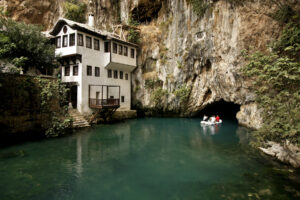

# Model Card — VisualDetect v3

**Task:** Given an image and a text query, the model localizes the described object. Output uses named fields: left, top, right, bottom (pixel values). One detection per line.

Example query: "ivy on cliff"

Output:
left=241, top=13, right=300, bottom=146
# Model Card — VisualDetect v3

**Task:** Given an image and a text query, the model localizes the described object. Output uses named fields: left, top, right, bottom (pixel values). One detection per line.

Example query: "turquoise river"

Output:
left=0, top=118, right=300, bottom=200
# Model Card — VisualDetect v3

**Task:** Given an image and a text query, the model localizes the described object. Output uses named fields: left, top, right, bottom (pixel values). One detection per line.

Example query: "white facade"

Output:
left=49, top=19, right=137, bottom=114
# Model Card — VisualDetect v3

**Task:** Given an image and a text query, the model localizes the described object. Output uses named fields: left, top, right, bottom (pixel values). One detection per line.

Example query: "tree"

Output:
left=0, top=13, right=57, bottom=74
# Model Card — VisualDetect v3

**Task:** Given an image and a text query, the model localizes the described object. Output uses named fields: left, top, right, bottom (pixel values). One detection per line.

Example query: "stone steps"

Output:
left=69, top=109, right=91, bottom=128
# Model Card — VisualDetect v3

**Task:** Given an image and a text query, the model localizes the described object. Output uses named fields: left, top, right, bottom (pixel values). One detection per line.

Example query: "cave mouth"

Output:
left=196, top=100, right=241, bottom=121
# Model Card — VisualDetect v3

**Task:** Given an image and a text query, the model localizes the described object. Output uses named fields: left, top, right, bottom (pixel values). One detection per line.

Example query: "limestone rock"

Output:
left=260, top=141, right=300, bottom=168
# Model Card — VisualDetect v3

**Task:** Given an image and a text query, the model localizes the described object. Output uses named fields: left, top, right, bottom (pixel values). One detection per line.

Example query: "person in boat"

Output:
left=210, top=115, right=216, bottom=123
left=216, top=115, right=220, bottom=122
left=203, top=115, right=208, bottom=121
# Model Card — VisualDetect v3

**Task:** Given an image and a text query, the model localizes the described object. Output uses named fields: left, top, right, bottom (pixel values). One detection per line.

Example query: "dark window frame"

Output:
left=131, top=48, right=135, bottom=58
left=113, top=43, right=118, bottom=54
left=124, top=46, right=128, bottom=56
left=120, top=71, right=123, bottom=79
left=56, top=36, right=61, bottom=48
left=95, top=67, right=100, bottom=77
left=86, top=36, right=92, bottom=49
left=62, top=35, right=68, bottom=47
left=94, top=38, right=100, bottom=51
left=65, top=66, right=70, bottom=76
left=108, top=69, right=112, bottom=78
left=69, top=33, right=75, bottom=46
left=125, top=73, right=129, bottom=80
left=119, top=45, right=123, bottom=55
left=73, top=65, right=78, bottom=76
left=78, top=34, right=84, bottom=46
left=87, top=65, right=92, bottom=76
left=114, top=70, right=118, bottom=79
left=104, top=41, right=110, bottom=52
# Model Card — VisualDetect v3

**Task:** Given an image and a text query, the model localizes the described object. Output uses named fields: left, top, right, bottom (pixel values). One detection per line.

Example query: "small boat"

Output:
left=200, top=120, right=222, bottom=125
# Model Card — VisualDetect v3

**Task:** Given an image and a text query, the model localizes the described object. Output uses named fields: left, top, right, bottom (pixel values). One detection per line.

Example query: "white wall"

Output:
left=56, top=26, right=135, bottom=114
left=111, top=41, right=137, bottom=67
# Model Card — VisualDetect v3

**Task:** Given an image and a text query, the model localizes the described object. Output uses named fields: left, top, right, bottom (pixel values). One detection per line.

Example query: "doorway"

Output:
left=70, top=85, right=78, bottom=109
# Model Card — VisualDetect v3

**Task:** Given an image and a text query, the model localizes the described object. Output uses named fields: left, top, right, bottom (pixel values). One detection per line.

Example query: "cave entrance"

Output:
left=197, top=100, right=240, bottom=121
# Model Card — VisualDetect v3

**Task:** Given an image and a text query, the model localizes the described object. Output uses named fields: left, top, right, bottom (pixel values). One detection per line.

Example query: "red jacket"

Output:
left=216, top=116, right=220, bottom=122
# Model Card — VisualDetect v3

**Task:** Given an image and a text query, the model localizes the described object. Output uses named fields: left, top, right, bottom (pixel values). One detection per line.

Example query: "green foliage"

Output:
left=189, top=0, right=210, bottom=18
left=272, top=21, right=300, bottom=56
left=0, top=17, right=57, bottom=74
left=151, top=87, right=168, bottom=106
left=63, top=0, right=87, bottom=23
left=241, top=36, right=300, bottom=145
left=35, top=77, right=72, bottom=137
left=174, top=85, right=191, bottom=103
left=271, top=4, right=295, bottom=24
left=127, top=17, right=140, bottom=44
left=128, top=28, right=140, bottom=44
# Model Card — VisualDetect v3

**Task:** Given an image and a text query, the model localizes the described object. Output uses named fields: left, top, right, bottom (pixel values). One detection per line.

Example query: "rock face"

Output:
left=1, top=0, right=63, bottom=30
left=260, top=141, right=300, bottom=168
left=1, top=0, right=285, bottom=129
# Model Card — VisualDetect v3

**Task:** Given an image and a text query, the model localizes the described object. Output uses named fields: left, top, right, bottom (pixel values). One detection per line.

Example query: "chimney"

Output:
left=88, top=0, right=94, bottom=27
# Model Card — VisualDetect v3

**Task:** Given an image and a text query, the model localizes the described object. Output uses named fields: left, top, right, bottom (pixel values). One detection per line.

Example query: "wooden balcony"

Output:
left=89, top=98, right=120, bottom=109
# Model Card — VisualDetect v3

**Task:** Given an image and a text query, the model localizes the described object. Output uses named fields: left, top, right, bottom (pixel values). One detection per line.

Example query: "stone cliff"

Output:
left=1, top=0, right=290, bottom=129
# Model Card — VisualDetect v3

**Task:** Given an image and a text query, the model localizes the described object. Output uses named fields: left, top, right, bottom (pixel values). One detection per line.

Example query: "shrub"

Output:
left=128, top=28, right=140, bottom=44
left=63, top=0, right=87, bottom=23
left=35, top=77, right=72, bottom=137
left=174, top=85, right=191, bottom=103
left=151, top=87, right=168, bottom=106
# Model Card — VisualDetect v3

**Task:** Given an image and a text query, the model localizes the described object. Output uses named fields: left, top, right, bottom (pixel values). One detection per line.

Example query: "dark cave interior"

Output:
left=196, top=100, right=241, bottom=121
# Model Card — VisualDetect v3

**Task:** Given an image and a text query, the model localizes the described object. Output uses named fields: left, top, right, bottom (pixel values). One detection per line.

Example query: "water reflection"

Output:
left=1, top=118, right=300, bottom=200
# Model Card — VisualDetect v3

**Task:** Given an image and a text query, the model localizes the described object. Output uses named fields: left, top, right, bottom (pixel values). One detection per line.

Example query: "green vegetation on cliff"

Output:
left=0, top=11, right=56, bottom=74
left=63, top=0, right=87, bottom=23
left=242, top=9, right=300, bottom=145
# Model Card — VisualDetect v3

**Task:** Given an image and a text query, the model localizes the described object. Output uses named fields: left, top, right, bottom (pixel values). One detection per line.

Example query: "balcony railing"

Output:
left=89, top=98, right=120, bottom=109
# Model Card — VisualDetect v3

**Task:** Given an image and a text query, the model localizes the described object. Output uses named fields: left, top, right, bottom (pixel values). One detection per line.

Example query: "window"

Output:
left=108, top=69, right=112, bottom=78
left=114, top=70, right=118, bottom=79
left=105, top=42, right=110, bottom=52
left=110, top=96, right=114, bottom=99
left=94, top=39, right=100, bottom=50
left=131, top=48, right=135, bottom=58
left=73, top=65, right=78, bottom=76
left=63, top=35, right=68, bottom=47
left=125, top=73, right=129, bottom=80
left=95, top=67, right=100, bottom=77
left=121, top=96, right=125, bottom=103
left=119, top=45, right=123, bottom=55
left=113, top=43, right=117, bottom=53
left=56, top=36, right=61, bottom=48
left=69, top=33, right=75, bottom=46
left=124, top=46, right=128, bottom=56
left=78, top=34, right=84, bottom=46
left=86, top=36, right=92, bottom=48
left=120, top=71, right=123, bottom=79
left=65, top=66, right=70, bottom=76
left=87, top=65, right=92, bottom=76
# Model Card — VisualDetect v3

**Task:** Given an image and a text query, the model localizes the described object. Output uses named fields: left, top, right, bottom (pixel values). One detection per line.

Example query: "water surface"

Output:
left=0, top=118, right=299, bottom=200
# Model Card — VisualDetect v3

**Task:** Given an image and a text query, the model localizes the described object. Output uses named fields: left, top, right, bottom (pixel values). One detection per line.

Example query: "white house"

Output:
left=46, top=16, right=137, bottom=114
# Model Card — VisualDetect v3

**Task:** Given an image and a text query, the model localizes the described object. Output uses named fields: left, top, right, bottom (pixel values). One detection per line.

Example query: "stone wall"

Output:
left=0, top=74, right=62, bottom=144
